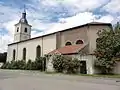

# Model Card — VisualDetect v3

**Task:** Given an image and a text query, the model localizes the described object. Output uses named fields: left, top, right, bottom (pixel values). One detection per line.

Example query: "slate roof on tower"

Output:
left=14, top=10, right=31, bottom=26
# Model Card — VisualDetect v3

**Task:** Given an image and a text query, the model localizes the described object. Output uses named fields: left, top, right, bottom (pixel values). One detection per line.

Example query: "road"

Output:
left=0, top=70, right=120, bottom=90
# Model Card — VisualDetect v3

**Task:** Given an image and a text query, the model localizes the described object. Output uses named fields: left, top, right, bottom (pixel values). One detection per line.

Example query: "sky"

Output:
left=0, top=0, right=120, bottom=52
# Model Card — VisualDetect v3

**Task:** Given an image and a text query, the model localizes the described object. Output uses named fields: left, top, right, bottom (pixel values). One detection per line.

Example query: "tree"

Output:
left=0, top=52, right=7, bottom=63
left=94, top=22, right=120, bottom=74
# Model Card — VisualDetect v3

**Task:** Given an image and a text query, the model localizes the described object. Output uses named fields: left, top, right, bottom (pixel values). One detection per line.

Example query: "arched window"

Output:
left=65, top=42, right=72, bottom=46
left=76, top=40, right=84, bottom=44
left=23, top=48, right=26, bottom=60
left=17, top=27, right=19, bottom=32
left=13, top=49, right=16, bottom=60
left=24, top=28, right=27, bottom=32
left=36, top=45, right=41, bottom=58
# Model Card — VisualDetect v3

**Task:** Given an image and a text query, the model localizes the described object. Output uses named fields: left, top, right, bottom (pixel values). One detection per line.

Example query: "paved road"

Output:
left=0, top=70, right=120, bottom=90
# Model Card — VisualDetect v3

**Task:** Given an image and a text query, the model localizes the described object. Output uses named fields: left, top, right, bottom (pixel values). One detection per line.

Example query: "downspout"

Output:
left=16, top=43, right=18, bottom=61
left=87, top=24, right=90, bottom=54
left=42, top=37, right=43, bottom=56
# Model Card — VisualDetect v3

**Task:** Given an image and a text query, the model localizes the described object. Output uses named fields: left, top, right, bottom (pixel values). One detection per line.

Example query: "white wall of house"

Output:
left=74, top=55, right=95, bottom=74
left=46, top=54, right=96, bottom=74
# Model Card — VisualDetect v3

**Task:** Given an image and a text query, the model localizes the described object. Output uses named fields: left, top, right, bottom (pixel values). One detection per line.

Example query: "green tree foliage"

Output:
left=94, top=22, right=120, bottom=74
left=52, top=55, right=80, bottom=74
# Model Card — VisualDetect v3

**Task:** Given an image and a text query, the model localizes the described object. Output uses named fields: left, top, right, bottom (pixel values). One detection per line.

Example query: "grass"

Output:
left=77, top=74, right=120, bottom=78
left=45, top=72, right=120, bottom=78
left=1, top=69, right=120, bottom=78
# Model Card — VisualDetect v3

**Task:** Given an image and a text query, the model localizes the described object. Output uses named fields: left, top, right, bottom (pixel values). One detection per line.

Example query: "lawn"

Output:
left=45, top=72, right=120, bottom=78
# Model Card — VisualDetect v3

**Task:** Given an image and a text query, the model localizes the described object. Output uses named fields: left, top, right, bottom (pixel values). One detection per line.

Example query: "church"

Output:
left=6, top=11, right=120, bottom=74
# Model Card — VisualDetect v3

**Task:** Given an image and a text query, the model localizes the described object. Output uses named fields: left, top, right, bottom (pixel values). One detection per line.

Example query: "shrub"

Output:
left=1, top=57, right=46, bottom=71
left=17, top=60, right=26, bottom=70
left=52, top=55, right=65, bottom=72
left=35, top=57, right=46, bottom=71
left=62, top=56, right=80, bottom=74
left=34, top=57, right=43, bottom=70
left=1, top=62, right=10, bottom=69
left=25, top=59, right=32, bottom=70
left=52, top=55, right=80, bottom=74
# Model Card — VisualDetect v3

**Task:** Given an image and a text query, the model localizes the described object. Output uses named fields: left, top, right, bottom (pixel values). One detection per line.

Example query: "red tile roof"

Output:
left=48, top=44, right=86, bottom=55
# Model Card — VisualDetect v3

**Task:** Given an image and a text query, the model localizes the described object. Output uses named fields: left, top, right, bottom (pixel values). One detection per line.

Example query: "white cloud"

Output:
left=46, top=12, right=115, bottom=34
left=31, top=31, right=45, bottom=38
left=3, top=20, right=18, bottom=36
left=103, top=0, right=120, bottom=14
left=29, top=19, right=56, bottom=31
left=0, top=4, right=20, bottom=21
left=40, top=0, right=109, bottom=12
left=64, top=0, right=109, bottom=11
left=0, top=34, right=13, bottom=53
left=46, top=12, right=96, bottom=34
left=41, top=0, right=58, bottom=6
left=96, top=15, right=114, bottom=23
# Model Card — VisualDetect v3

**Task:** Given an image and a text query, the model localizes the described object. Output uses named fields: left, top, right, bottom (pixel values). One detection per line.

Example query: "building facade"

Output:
left=7, top=11, right=118, bottom=74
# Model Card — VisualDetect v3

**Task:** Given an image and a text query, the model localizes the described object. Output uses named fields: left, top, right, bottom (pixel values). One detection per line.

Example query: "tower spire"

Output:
left=19, top=5, right=28, bottom=24
left=23, top=4, right=26, bottom=13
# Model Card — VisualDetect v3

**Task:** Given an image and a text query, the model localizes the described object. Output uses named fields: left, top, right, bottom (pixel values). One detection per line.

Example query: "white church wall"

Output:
left=7, top=44, right=18, bottom=62
left=43, top=34, right=57, bottom=55
left=7, top=33, right=57, bottom=62
left=17, top=37, right=42, bottom=62
left=87, top=25, right=111, bottom=54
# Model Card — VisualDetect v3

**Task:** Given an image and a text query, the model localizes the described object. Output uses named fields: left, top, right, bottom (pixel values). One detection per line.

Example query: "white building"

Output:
left=7, top=11, right=120, bottom=74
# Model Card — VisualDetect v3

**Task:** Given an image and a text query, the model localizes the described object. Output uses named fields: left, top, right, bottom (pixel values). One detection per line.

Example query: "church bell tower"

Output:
left=14, top=8, right=32, bottom=42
